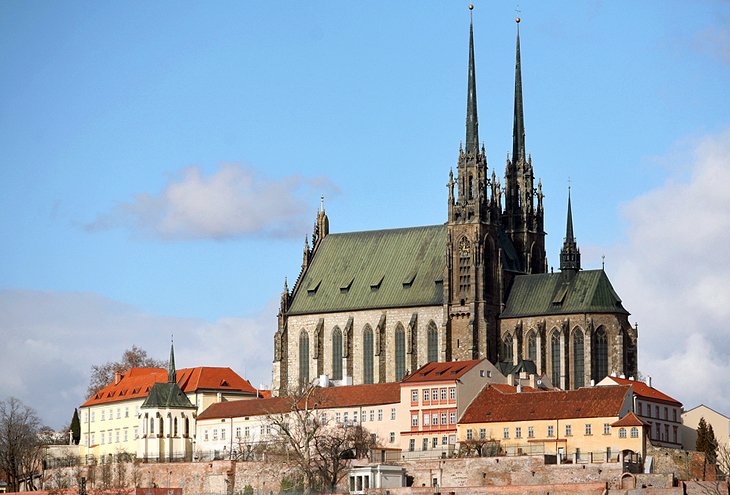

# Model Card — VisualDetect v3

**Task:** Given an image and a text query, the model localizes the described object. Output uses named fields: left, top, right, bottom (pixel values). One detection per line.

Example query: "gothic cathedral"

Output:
left=271, top=18, right=638, bottom=395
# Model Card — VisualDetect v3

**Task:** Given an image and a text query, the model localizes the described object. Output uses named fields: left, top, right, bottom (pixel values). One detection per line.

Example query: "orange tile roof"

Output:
left=81, top=367, right=256, bottom=407
left=401, top=360, right=484, bottom=383
left=611, top=412, right=648, bottom=427
left=605, top=376, right=682, bottom=406
left=460, top=384, right=632, bottom=424
left=197, top=383, right=401, bottom=421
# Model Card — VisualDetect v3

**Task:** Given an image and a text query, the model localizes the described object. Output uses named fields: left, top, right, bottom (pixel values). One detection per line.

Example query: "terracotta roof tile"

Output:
left=401, top=360, right=483, bottom=383
left=197, top=383, right=401, bottom=421
left=611, top=412, right=648, bottom=427
left=460, top=385, right=632, bottom=424
left=81, top=367, right=256, bottom=407
left=605, top=376, right=682, bottom=406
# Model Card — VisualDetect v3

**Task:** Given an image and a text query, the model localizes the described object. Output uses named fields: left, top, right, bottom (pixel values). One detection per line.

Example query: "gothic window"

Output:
left=427, top=321, right=438, bottom=363
left=395, top=324, right=406, bottom=381
left=332, top=327, right=343, bottom=380
left=551, top=331, right=561, bottom=388
left=502, top=334, right=513, bottom=363
left=527, top=331, right=537, bottom=362
left=363, top=325, right=374, bottom=384
left=458, top=237, right=471, bottom=295
left=299, top=331, right=310, bottom=386
left=595, top=327, right=608, bottom=381
left=573, top=328, right=585, bottom=388
left=468, top=175, right=474, bottom=200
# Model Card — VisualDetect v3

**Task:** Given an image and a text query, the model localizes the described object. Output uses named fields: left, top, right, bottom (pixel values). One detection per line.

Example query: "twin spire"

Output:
left=465, top=13, right=479, bottom=155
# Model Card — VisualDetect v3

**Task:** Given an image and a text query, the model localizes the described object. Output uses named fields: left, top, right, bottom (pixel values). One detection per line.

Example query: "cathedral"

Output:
left=272, top=16, right=638, bottom=395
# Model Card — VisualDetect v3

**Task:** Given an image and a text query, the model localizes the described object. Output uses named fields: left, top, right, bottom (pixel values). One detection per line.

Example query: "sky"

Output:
left=1, top=1, right=729, bottom=430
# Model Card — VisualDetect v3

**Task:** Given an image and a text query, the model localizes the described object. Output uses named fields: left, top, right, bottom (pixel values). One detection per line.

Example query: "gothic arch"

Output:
left=526, top=329, right=537, bottom=362
left=332, top=326, right=343, bottom=380
left=501, top=333, right=514, bottom=364
left=530, top=241, right=543, bottom=274
left=550, top=328, right=561, bottom=388
left=299, top=330, right=310, bottom=386
left=362, top=325, right=374, bottom=384
left=427, top=320, right=438, bottom=363
left=483, top=236, right=497, bottom=299
left=395, top=323, right=406, bottom=381
left=593, top=326, right=608, bottom=382
left=572, top=326, right=585, bottom=388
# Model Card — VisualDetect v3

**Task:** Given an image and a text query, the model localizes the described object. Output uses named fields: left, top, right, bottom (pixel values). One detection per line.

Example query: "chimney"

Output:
left=507, top=374, right=515, bottom=386
left=516, top=383, right=522, bottom=393
left=647, top=376, right=652, bottom=388
left=216, top=392, right=222, bottom=403
left=620, top=373, right=625, bottom=379
left=114, top=370, right=122, bottom=385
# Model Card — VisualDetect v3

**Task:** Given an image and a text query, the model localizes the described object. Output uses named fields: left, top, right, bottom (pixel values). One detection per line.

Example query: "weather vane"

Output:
left=516, top=2, right=521, bottom=23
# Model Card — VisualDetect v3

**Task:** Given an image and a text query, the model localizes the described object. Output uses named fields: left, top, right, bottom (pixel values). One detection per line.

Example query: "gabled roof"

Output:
left=501, top=269, right=629, bottom=318
left=611, top=412, right=647, bottom=427
left=460, top=384, right=632, bottom=424
left=197, top=383, right=401, bottom=421
left=81, top=367, right=256, bottom=407
left=141, top=382, right=195, bottom=410
left=288, top=226, right=447, bottom=314
left=401, top=360, right=483, bottom=383
left=603, top=376, right=682, bottom=406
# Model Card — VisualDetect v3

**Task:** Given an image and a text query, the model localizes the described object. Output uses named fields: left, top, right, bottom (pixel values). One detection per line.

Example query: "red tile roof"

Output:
left=81, top=367, right=256, bottom=407
left=460, top=384, right=632, bottom=424
left=604, top=376, right=682, bottom=406
left=401, top=360, right=484, bottom=383
left=611, top=412, right=648, bottom=427
left=197, top=383, right=401, bottom=421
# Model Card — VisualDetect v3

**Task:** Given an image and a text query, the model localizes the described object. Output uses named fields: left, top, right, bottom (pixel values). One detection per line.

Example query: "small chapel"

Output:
left=272, top=14, right=638, bottom=395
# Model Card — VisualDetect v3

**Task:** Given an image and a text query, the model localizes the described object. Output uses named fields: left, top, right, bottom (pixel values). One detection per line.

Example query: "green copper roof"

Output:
left=500, top=269, right=628, bottom=318
left=288, top=225, right=447, bottom=315
left=141, top=382, right=195, bottom=410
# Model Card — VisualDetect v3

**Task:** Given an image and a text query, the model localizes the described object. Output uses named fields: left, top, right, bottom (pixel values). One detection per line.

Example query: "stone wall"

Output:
left=648, top=445, right=715, bottom=481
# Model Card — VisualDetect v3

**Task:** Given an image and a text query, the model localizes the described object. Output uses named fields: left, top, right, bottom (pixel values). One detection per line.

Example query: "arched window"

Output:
left=502, top=334, right=513, bottom=363
left=332, top=327, right=343, bottom=380
left=149, top=417, right=155, bottom=435
left=427, top=321, right=438, bottom=363
left=458, top=237, right=471, bottom=295
left=395, top=324, right=406, bottom=381
left=173, top=417, right=178, bottom=437
left=595, top=327, right=608, bottom=381
left=363, top=325, right=374, bottom=384
left=573, top=329, right=585, bottom=388
left=184, top=417, right=189, bottom=437
left=299, top=331, right=310, bottom=386
left=527, top=331, right=537, bottom=362
left=551, top=331, right=561, bottom=388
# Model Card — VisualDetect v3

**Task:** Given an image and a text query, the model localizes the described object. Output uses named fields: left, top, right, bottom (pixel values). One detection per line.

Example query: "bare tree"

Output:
left=0, top=397, right=43, bottom=492
left=86, top=345, right=167, bottom=398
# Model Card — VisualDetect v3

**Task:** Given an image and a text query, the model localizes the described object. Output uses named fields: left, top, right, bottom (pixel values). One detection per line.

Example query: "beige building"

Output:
left=79, top=353, right=258, bottom=461
left=682, top=404, right=730, bottom=451
left=399, top=359, right=505, bottom=457
left=457, top=384, right=646, bottom=463
left=195, top=382, right=403, bottom=460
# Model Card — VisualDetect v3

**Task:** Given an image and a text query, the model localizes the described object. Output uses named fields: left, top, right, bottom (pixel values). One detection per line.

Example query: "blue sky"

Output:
left=1, top=1, right=730, bottom=429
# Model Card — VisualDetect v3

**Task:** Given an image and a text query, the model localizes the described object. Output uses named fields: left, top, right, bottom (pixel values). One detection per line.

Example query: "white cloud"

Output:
left=608, top=129, right=730, bottom=415
left=0, top=289, right=275, bottom=429
left=86, top=164, right=337, bottom=240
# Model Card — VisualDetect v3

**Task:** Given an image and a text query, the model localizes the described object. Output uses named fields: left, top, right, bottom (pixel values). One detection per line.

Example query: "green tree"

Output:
left=0, top=397, right=43, bottom=492
left=70, top=408, right=81, bottom=445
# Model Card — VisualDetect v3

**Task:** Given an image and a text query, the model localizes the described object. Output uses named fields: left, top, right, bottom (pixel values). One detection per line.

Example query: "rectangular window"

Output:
left=449, top=388, right=456, bottom=400
left=547, top=425, right=554, bottom=437
left=361, top=411, right=366, bottom=423
left=503, top=428, right=509, bottom=439
left=432, top=437, right=438, bottom=448
left=409, top=439, right=415, bottom=451
left=244, top=426, right=249, bottom=437
left=370, top=410, right=374, bottom=422
left=101, top=409, right=105, bottom=421
left=655, top=405, right=659, bottom=418
left=441, top=413, right=447, bottom=425
left=236, top=427, right=241, bottom=438
left=442, top=436, right=448, bottom=445
left=343, top=412, right=349, bottom=424
left=528, top=426, right=534, bottom=438
left=466, top=429, right=473, bottom=440
left=353, top=411, right=358, bottom=424
left=449, top=412, right=456, bottom=424
left=115, top=430, right=119, bottom=443
left=422, top=438, right=428, bottom=451
left=449, top=434, right=456, bottom=444
left=515, top=427, right=522, bottom=439
left=412, top=414, right=419, bottom=427
left=116, top=408, right=120, bottom=419
left=125, top=407, right=129, bottom=418
left=619, top=428, right=627, bottom=438
left=134, top=427, right=138, bottom=439
left=389, top=432, right=395, bottom=443
left=391, top=408, right=396, bottom=420
left=604, top=423, right=611, bottom=435
left=440, top=388, right=447, bottom=401
left=378, top=409, right=383, bottom=421
left=432, top=413, right=438, bottom=426
left=585, top=424, right=592, bottom=436
left=664, top=407, right=668, bottom=420
left=412, top=390, right=418, bottom=403
left=91, top=433, right=95, bottom=445
left=213, top=429, right=218, bottom=441
left=221, top=429, right=226, bottom=441
left=260, top=425, right=264, bottom=436
left=204, top=430, right=209, bottom=441
left=336, top=413, right=341, bottom=423
left=565, top=424, right=572, bottom=436
left=123, top=429, right=128, bottom=442
left=424, top=414, right=430, bottom=426
left=631, top=427, right=639, bottom=438
left=673, top=409, right=677, bottom=422
left=108, top=431, right=111, bottom=444
left=91, top=411, right=95, bottom=422
left=432, top=388, right=438, bottom=401
left=424, top=389, right=430, bottom=402
left=479, top=428, right=486, bottom=439
left=101, top=433, right=105, bottom=445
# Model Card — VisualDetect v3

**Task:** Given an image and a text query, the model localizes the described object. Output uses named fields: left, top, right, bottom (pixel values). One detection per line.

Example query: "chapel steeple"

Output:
left=168, top=339, right=176, bottom=383
left=559, top=188, right=581, bottom=272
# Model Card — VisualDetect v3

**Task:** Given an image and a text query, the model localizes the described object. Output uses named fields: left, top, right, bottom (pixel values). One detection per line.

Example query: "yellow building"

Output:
left=457, top=384, right=647, bottom=463
left=682, top=404, right=730, bottom=451
left=79, top=349, right=259, bottom=462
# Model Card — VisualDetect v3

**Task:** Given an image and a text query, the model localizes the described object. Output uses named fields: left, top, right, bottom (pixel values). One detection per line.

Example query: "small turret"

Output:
left=167, top=340, right=176, bottom=384
left=559, top=188, right=581, bottom=272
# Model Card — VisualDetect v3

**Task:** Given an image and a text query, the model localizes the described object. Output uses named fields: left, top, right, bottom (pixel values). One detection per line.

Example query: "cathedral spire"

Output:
left=465, top=5, right=479, bottom=155
left=560, top=187, right=581, bottom=272
left=168, top=338, right=176, bottom=384
left=512, top=18, right=525, bottom=165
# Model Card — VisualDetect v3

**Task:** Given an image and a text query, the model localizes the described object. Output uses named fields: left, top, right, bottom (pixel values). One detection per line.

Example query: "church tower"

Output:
left=502, top=19, right=546, bottom=275
left=559, top=188, right=581, bottom=272
left=445, top=9, right=502, bottom=363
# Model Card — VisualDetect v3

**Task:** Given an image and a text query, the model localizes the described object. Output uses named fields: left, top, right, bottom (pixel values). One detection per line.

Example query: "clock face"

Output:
left=459, top=237, right=470, bottom=256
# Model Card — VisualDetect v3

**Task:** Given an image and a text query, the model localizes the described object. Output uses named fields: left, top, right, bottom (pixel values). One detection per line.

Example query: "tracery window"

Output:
left=363, top=325, right=374, bottom=384
left=595, top=327, right=608, bottom=381
left=427, top=321, right=438, bottom=363
left=458, top=237, right=471, bottom=295
left=299, top=331, right=310, bottom=386
left=332, top=327, right=343, bottom=380
left=502, top=334, right=513, bottom=363
left=551, top=331, right=561, bottom=387
left=573, top=329, right=585, bottom=388
left=395, top=325, right=406, bottom=381
left=527, top=331, right=537, bottom=362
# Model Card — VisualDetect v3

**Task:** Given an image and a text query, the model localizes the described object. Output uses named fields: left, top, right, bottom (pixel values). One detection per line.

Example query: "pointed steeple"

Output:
left=560, top=187, right=581, bottom=272
left=512, top=18, right=525, bottom=165
left=465, top=7, right=479, bottom=155
left=168, top=339, right=176, bottom=384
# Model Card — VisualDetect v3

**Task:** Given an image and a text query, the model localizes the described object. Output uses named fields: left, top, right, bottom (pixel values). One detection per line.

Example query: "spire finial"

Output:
left=168, top=337, right=176, bottom=384
left=465, top=4, right=479, bottom=155
left=512, top=15, right=525, bottom=165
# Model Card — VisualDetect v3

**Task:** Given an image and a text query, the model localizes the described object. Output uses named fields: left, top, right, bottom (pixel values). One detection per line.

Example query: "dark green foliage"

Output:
left=71, top=408, right=81, bottom=445
left=696, top=417, right=718, bottom=465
